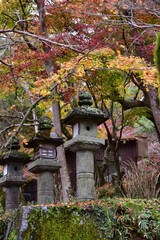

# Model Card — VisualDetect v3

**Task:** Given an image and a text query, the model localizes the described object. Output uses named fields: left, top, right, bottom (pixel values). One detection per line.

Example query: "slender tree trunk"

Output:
left=113, top=148, right=126, bottom=196
left=35, top=0, right=71, bottom=201
left=52, top=88, right=71, bottom=202
left=147, top=86, right=160, bottom=141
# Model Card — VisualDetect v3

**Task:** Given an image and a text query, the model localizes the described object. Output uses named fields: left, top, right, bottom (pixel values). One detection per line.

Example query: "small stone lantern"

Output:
left=0, top=138, right=30, bottom=212
left=25, top=116, right=63, bottom=204
left=63, top=92, right=109, bottom=200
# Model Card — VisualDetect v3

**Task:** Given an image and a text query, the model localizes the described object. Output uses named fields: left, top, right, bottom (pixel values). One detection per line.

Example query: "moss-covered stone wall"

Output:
left=4, top=199, right=160, bottom=240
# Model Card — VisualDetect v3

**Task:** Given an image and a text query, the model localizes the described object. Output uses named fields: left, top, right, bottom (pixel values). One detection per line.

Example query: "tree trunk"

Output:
left=52, top=88, right=71, bottom=202
left=147, top=86, right=160, bottom=141
left=36, top=0, right=71, bottom=202
left=113, top=149, right=126, bottom=196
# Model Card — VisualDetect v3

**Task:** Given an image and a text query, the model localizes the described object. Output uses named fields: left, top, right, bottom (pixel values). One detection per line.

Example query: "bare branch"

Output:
left=0, top=28, right=85, bottom=53
left=1, top=95, right=49, bottom=151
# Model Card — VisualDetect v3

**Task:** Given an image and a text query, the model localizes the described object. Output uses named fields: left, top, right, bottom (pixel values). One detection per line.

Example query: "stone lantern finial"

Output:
left=10, top=137, right=20, bottom=151
left=38, top=116, right=52, bottom=131
left=78, top=92, right=93, bottom=107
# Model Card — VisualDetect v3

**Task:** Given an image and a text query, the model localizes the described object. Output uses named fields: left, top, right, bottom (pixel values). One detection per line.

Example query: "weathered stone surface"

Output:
left=28, top=159, right=61, bottom=173
left=79, top=120, right=97, bottom=137
left=64, top=135, right=105, bottom=152
left=76, top=151, right=94, bottom=200
left=4, top=186, right=20, bottom=212
left=37, top=172, right=54, bottom=204
left=0, top=176, right=26, bottom=187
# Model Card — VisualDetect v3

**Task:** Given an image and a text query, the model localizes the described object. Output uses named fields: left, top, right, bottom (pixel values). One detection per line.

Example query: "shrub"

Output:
left=124, top=160, right=160, bottom=199
left=0, top=204, right=10, bottom=240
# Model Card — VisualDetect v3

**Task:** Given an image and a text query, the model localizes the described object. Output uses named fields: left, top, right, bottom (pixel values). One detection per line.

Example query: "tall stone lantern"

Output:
left=25, top=116, right=63, bottom=204
left=63, top=92, right=109, bottom=200
left=0, top=138, right=30, bottom=212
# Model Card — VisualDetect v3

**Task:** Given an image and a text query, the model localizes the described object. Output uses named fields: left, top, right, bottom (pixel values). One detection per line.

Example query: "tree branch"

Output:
left=0, top=92, right=52, bottom=151
left=0, top=28, right=84, bottom=53
left=117, top=99, right=148, bottom=110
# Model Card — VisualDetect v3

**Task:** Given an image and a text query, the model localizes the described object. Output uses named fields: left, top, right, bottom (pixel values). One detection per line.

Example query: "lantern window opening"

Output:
left=3, top=165, right=8, bottom=176
left=86, top=126, right=91, bottom=131
left=73, top=123, right=79, bottom=138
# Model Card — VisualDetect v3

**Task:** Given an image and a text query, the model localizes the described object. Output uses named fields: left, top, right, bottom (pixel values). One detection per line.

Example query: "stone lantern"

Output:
left=0, top=138, right=30, bottom=212
left=63, top=92, right=109, bottom=200
left=25, top=116, right=63, bottom=204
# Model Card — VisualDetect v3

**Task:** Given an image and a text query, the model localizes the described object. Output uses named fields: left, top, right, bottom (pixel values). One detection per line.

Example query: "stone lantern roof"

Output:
left=25, top=116, right=64, bottom=148
left=0, top=138, right=30, bottom=165
left=62, top=91, right=109, bottom=126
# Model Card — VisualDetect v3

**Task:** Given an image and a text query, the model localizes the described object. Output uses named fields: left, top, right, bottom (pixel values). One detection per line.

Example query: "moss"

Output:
left=79, top=106, right=104, bottom=114
left=8, top=230, right=17, bottom=240
left=6, top=199, right=160, bottom=240
left=22, top=207, right=100, bottom=240
left=38, top=116, right=52, bottom=131
left=0, top=187, right=5, bottom=211
left=154, top=32, right=160, bottom=76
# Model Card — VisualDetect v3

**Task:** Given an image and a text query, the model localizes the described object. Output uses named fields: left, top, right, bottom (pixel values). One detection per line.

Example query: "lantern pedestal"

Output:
left=4, top=186, right=20, bottom=212
left=77, top=150, right=94, bottom=200
left=0, top=176, right=26, bottom=212
left=64, top=136, right=105, bottom=200
left=28, top=159, right=61, bottom=204
left=38, top=172, right=54, bottom=204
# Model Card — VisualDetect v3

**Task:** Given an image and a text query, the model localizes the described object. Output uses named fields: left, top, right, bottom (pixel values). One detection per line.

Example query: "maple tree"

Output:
left=50, top=47, right=159, bottom=192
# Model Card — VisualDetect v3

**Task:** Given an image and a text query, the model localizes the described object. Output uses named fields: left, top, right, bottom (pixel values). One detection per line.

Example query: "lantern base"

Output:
left=28, top=158, right=61, bottom=173
left=0, top=176, right=26, bottom=187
